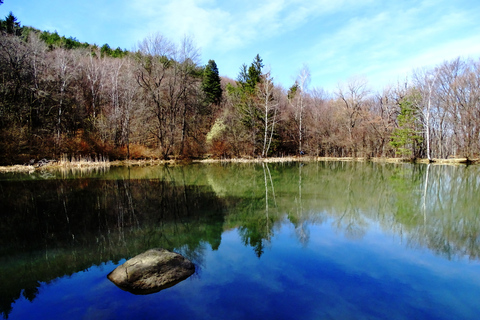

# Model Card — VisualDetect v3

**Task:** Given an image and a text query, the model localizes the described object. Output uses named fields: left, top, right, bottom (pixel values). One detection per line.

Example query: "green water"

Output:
left=0, top=162, right=479, bottom=319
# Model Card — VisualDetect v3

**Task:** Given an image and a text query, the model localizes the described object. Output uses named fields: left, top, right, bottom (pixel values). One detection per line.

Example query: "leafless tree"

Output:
left=336, top=76, right=370, bottom=156
left=135, top=33, right=175, bottom=158
left=51, top=48, right=78, bottom=143
left=296, top=65, right=310, bottom=155
left=258, top=71, right=278, bottom=157
left=287, top=65, right=311, bottom=155
left=414, top=67, right=440, bottom=161
left=83, top=48, right=105, bottom=119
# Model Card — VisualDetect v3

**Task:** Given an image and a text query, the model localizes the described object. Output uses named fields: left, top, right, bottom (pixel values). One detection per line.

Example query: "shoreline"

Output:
left=0, top=156, right=477, bottom=173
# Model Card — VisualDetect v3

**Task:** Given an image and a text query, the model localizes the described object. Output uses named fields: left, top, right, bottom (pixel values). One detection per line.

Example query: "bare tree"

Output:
left=51, top=49, right=78, bottom=143
left=369, top=87, right=398, bottom=157
left=135, top=33, right=203, bottom=159
left=336, top=76, right=370, bottom=156
left=450, top=59, right=480, bottom=158
left=305, top=87, right=328, bottom=156
left=287, top=65, right=311, bottom=155
left=258, top=71, right=278, bottom=157
left=0, top=34, right=32, bottom=126
left=297, top=66, right=310, bottom=155
left=84, top=48, right=105, bottom=119
left=414, top=67, right=439, bottom=161
left=135, top=33, right=175, bottom=158
left=434, top=59, right=462, bottom=158
left=170, top=35, right=201, bottom=157
left=27, top=33, right=47, bottom=100
left=118, top=57, right=141, bottom=158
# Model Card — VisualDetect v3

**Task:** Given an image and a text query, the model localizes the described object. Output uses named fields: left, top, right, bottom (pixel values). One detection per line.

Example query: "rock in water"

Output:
left=107, top=248, right=195, bottom=294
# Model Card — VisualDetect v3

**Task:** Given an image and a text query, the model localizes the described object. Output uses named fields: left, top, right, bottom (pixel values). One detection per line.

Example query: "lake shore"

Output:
left=0, top=156, right=477, bottom=173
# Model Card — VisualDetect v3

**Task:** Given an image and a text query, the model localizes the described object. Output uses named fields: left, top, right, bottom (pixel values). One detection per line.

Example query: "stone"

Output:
left=107, top=248, right=195, bottom=294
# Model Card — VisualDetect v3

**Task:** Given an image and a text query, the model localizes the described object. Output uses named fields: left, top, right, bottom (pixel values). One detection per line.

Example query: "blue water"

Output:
left=9, top=220, right=480, bottom=320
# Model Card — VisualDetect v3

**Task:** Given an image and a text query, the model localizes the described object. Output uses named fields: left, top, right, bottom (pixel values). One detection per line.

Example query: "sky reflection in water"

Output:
left=9, top=219, right=480, bottom=320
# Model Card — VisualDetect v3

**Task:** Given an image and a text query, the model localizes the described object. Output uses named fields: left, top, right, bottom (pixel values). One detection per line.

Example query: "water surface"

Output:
left=1, top=162, right=479, bottom=319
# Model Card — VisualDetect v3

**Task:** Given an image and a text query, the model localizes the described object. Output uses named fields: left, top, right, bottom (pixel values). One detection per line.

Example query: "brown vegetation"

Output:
left=1, top=20, right=480, bottom=165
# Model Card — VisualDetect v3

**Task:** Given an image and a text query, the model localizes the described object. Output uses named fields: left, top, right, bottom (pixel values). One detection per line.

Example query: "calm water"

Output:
left=0, top=162, right=479, bottom=319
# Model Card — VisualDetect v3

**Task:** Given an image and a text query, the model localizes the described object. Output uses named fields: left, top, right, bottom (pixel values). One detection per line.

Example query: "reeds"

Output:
left=58, top=154, right=110, bottom=168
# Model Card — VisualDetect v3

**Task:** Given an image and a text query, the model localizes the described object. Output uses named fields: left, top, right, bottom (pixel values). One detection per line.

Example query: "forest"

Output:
left=1, top=11, right=479, bottom=165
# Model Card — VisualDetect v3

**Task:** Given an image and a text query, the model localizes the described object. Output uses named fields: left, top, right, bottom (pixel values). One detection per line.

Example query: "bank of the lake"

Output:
left=0, top=156, right=477, bottom=174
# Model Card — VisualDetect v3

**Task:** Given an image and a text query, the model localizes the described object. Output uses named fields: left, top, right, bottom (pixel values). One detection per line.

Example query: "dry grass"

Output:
left=0, top=155, right=478, bottom=173
left=0, top=164, right=36, bottom=173
left=0, top=154, right=111, bottom=173
left=56, top=154, right=110, bottom=168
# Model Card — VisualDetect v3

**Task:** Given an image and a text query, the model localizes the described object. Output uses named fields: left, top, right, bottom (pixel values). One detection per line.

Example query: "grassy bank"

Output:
left=0, top=156, right=477, bottom=173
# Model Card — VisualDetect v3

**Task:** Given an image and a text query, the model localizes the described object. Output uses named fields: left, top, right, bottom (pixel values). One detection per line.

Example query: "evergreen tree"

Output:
left=1, top=12, right=22, bottom=36
left=390, top=93, right=423, bottom=158
left=201, top=59, right=222, bottom=105
left=247, top=54, right=263, bottom=88
left=237, top=64, right=249, bottom=86
left=288, top=81, right=299, bottom=100
left=236, top=54, right=263, bottom=94
left=227, top=54, right=266, bottom=155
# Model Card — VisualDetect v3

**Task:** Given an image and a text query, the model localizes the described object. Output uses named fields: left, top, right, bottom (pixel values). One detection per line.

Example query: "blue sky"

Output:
left=2, top=0, right=480, bottom=92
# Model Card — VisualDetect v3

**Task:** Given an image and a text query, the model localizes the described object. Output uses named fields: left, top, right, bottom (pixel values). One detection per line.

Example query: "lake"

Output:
left=0, top=161, right=479, bottom=319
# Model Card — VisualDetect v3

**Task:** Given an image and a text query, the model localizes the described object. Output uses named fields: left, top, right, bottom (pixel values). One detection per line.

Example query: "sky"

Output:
left=2, top=0, right=480, bottom=93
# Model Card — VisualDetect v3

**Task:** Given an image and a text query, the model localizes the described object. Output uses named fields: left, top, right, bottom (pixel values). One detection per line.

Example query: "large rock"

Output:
left=107, top=248, right=195, bottom=294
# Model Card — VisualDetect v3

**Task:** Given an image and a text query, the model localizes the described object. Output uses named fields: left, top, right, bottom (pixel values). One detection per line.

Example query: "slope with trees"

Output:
left=1, top=11, right=479, bottom=165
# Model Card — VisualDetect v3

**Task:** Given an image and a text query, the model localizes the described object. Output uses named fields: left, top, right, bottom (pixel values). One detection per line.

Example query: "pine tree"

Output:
left=236, top=54, right=263, bottom=94
left=390, top=93, right=423, bottom=158
left=201, top=60, right=222, bottom=105
left=246, top=54, right=263, bottom=90
left=1, top=12, right=21, bottom=36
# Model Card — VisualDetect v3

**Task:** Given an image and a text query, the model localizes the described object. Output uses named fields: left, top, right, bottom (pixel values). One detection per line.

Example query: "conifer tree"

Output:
left=1, top=12, right=21, bottom=36
left=390, top=93, right=423, bottom=158
left=236, top=54, right=263, bottom=94
left=201, top=59, right=222, bottom=105
left=246, top=54, right=263, bottom=90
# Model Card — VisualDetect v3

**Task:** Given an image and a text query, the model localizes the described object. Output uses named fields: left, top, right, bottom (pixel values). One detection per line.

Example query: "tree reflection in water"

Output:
left=0, top=175, right=228, bottom=318
left=0, top=162, right=479, bottom=318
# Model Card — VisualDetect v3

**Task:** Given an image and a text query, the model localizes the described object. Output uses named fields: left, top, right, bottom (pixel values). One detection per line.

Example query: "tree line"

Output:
left=203, top=54, right=480, bottom=161
left=1, top=12, right=479, bottom=165
left=0, top=12, right=222, bottom=164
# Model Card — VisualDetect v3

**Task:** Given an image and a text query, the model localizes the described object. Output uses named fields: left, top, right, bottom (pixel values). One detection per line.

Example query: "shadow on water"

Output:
left=0, top=162, right=479, bottom=318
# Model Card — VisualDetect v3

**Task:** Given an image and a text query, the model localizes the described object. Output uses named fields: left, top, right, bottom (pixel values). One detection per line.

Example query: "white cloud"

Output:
left=126, top=0, right=378, bottom=54
left=8, top=0, right=479, bottom=91
left=286, top=0, right=480, bottom=91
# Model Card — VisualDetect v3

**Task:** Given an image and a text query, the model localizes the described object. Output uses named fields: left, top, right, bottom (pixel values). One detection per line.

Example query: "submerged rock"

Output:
left=107, top=248, right=195, bottom=294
